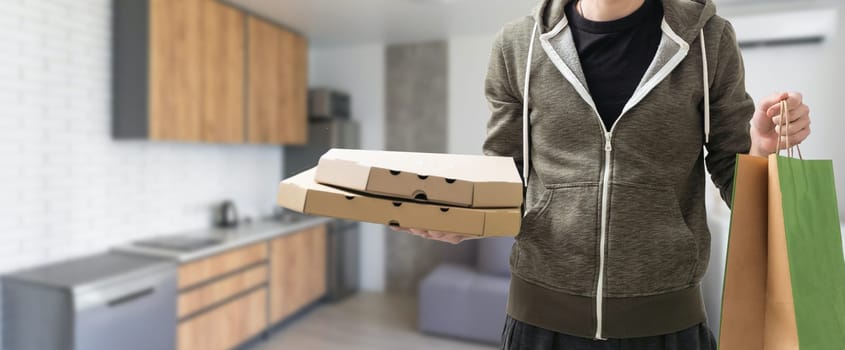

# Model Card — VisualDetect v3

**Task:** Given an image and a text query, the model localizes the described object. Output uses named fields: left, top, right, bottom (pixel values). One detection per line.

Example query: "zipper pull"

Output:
left=604, top=133, right=612, bottom=152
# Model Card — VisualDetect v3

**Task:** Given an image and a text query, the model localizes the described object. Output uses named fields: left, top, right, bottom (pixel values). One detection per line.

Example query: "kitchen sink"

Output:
left=134, top=235, right=223, bottom=252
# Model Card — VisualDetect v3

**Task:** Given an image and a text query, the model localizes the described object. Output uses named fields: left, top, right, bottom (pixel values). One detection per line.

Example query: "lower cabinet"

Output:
left=178, top=287, right=268, bottom=350
left=174, top=224, right=328, bottom=350
left=270, top=224, right=328, bottom=324
left=178, top=264, right=268, bottom=318
left=177, top=242, right=267, bottom=289
left=176, top=243, right=269, bottom=350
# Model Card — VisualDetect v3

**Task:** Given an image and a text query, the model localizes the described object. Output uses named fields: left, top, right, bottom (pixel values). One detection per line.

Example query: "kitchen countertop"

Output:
left=113, top=216, right=333, bottom=263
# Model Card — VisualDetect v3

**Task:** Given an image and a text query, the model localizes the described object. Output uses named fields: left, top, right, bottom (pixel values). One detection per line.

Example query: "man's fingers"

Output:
left=766, top=92, right=805, bottom=118
left=770, top=104, right=807, bottom=123
left=408, top=228, right=433, bottom=239
left=774, top=115, right=810, bottom=136
left=441, top=235, right=464, bottom=245
left=427, top=231, right=471, bottom=244
left=760, top=92, right=789, bottom=116
left=773, top=104, right=810, bottom=132
left=791, top=104, right=810, bottom=121
left=429, top=230, right=459, bottom=237
left=429, top=231, right=459, bottom=243
left=395, top=227, right=472, bottom=244
left=776, top=126, right=811, bottom=148
left=792, top=126, right=811, bottom=145
left=785, top=91, right=804, bottom=109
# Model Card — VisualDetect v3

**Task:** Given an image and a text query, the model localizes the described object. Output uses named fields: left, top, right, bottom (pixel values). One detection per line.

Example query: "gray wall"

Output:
left=384, top=41, right=477, bottom=293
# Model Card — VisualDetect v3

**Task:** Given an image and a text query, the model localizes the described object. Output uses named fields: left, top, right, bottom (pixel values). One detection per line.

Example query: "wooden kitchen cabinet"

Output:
left=178, top=242, right=267, bottom=289
left=148, top=0, right=203, bottom=141
left=173, top=224, right=327, bottom=350
left=200, top=0, right=246, bottom=143
left=178, top=287, right=267, bottom=350
left=176, top=243, right=269, bottom=350
left=269, top=224, right=327, bottom=323
left=147, top=0, right=247, bottom=142
left=115, top=0, right=307, bottom=145
left=178, top=264, right=267, bottom=318
left=247, top=16, right=308, bottom=145
left=116, top=0, right=244, bottom=142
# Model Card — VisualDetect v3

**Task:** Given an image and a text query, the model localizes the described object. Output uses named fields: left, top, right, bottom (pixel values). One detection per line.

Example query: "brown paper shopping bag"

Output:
left=719, top=101, right=845, bottom=349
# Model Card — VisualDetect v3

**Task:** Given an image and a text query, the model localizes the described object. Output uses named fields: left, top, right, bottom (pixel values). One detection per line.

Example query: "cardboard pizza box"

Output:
left=278, top=168, right=521, bottom=237
left=314, top=149, right=523, bottom=208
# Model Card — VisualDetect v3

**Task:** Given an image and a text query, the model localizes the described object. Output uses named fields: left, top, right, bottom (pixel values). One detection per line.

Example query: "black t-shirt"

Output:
left=565, top=0, right=663, bottom=131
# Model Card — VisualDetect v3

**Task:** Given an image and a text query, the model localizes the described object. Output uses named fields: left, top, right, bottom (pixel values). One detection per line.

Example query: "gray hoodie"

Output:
left=483, top=0, right=753, bottom=340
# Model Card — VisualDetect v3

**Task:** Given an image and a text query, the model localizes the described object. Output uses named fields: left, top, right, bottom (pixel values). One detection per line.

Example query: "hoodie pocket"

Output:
left=514, top=183, right=600, bottom=295
left=605, top=183, right=698, bottom=296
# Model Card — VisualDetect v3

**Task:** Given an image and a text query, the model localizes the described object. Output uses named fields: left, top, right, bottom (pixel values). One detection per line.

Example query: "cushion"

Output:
left=418, top=264, right=510, bottom=344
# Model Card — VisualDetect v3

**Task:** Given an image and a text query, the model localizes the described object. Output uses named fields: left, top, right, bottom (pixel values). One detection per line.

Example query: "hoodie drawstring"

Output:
left=523, top=22, right=539, bottom=186
left=700, top=29, right=710, bottom=144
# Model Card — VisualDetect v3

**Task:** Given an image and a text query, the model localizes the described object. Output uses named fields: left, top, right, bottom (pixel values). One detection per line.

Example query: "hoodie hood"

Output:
left=532, top=0, right=717, bottom=43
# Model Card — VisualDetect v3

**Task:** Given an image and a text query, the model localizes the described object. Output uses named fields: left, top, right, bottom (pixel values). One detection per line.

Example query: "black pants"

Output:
left=501, top=316, right=717, bottom=350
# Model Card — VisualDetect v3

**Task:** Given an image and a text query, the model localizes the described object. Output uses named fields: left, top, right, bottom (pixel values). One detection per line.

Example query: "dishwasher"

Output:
left=2, top=252, right=177, bottom=350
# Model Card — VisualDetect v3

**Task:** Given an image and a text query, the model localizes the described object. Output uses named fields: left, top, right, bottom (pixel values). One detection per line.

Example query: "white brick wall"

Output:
left=0, top=1, right=283, bottom=347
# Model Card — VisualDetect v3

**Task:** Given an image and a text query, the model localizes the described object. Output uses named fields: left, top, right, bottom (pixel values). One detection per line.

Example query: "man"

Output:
left=394, top=0, right=812, bottom=348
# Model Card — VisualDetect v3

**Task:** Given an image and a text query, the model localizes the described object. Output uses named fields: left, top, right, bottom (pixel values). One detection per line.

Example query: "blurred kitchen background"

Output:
left=0, top=0, right=843, bottom=349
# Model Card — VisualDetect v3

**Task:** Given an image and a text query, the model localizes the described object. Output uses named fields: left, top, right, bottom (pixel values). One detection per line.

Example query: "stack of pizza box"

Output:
left=277, top=148, right=524, bottom=237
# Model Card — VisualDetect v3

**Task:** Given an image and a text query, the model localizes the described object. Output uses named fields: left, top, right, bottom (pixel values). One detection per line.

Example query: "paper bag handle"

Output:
left=775, top=99, right=804, bottom=160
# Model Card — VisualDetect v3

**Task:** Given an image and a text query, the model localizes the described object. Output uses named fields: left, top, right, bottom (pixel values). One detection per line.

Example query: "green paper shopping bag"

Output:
left=720, top=100, right=845, bottom=349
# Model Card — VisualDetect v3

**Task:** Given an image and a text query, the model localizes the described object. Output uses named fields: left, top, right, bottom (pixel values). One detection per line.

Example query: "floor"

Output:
left=251, top=292, right=497, bottom=350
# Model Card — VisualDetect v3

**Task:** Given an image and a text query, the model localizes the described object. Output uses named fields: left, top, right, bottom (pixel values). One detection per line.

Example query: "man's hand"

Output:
left=389, top=226, right=479, bottom=245
left=749, top=91, right=811, bottom=157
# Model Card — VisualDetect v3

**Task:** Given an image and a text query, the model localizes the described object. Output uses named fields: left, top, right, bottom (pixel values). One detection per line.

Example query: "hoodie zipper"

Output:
left=595, top=130, right=612, bottom=340
left=588, top=120, right=617, bottom=340
left=532, top=13, right=693, bottom=340
left=596, top=107, right=640, bottom=339
left=594, top=115, right=631, bottom=340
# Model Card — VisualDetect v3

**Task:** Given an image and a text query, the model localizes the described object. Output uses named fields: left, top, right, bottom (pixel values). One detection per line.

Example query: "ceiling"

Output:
left=228, top=0, right=537, bottom=47
left=226, top=0, right=835, bottom=47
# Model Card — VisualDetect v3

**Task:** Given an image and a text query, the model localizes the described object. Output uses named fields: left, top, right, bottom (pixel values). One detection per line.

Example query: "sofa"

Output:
left=418, top=237, right=513, bottom=344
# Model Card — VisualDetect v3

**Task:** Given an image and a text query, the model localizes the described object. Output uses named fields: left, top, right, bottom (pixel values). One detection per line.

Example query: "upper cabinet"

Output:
left=247, top=16, right=308, bottom=145
left=148, top=0, right=204, bottom=141
left=201, top=0, right=246, bottom=143
left=113, top=0, right=307, bottom=145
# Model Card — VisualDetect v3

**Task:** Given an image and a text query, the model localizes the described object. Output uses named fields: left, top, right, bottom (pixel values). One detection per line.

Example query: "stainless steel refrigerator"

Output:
left=284, top=118, right=360, bottom=302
